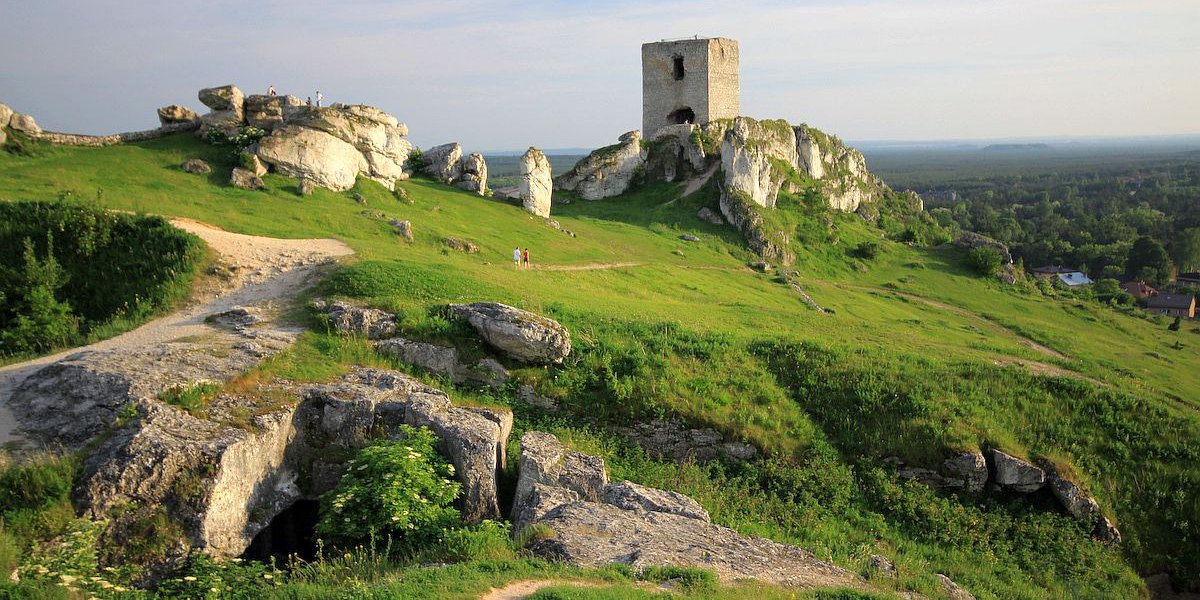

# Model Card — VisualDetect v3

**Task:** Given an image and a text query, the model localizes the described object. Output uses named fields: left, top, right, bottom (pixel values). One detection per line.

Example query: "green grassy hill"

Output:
left=2, top=133, right=1197, bottom=598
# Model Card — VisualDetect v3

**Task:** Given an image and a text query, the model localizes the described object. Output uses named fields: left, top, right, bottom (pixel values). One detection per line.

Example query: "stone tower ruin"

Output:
left=641, top=37, right=740, bottom=137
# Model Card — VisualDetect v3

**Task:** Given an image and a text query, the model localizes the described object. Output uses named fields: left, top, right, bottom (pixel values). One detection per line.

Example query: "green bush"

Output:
left=316, top=426, right=462, bottom=548
left=156, top=553, right=281, bottom=600
left=851, top=241, right=882, bottom=260
left=0, top=199, right=206, bottom=357
left=967, top=246, right=1004, bottom=277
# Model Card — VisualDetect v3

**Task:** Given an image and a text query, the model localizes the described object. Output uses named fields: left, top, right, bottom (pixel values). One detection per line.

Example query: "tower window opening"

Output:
left=672, top=56, right=685, bottom=80
left=668, top=107, right=695, bottom=125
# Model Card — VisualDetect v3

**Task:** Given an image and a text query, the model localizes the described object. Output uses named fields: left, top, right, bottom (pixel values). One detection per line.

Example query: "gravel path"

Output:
left=0, top=219, right=353, bottom=447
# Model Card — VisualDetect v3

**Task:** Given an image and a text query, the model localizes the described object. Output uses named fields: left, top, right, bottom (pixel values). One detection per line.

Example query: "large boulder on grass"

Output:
left=313, top=298, right=397, bottom=339
left=448, top=302, right=571, bottom=364
left=991, top=449, right=1045, bottom=493
left=0, top=103, right=13, bottom=129
left=229, top=167, right=264, bottom=191
left=9, top=112, right=41, bottom=136
left=420, top=143, right=463, bottom=183
left=256, top=125, right=367, bottom=192
left=554, top=130, right=646, bottom=200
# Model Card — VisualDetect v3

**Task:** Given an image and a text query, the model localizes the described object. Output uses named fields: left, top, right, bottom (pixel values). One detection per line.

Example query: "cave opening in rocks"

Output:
left=242, top=499, right=320, bottom=565
left=669, top=107, right=695, bottom=125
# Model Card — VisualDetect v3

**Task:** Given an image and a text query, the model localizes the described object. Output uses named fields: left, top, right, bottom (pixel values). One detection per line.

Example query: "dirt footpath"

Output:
left=0, top=219, right=353, bottom=447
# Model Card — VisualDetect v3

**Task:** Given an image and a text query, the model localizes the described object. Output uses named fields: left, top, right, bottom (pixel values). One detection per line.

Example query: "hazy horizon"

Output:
left=2, top=0, right=1197, bottom=151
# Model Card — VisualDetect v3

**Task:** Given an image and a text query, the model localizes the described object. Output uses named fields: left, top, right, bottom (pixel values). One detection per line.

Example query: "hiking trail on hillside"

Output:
left=0, top=219, right=353, bottom=447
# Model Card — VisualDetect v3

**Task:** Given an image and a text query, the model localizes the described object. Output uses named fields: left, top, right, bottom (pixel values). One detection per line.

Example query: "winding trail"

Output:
left=0, top=219, right=353, bottom=447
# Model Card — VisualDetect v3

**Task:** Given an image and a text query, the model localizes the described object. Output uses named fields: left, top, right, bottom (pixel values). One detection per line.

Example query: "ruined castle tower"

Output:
left=641, top=37, right=740, bottom=137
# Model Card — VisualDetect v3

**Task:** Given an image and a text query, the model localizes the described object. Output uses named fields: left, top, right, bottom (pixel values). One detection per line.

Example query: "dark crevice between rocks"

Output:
left=241, top=499, right=320, bottom=565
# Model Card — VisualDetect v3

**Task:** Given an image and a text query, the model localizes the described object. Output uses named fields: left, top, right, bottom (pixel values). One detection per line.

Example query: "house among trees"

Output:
left=1176, top=272, right=1200, bottom=286
left=1121, top=280, right=1159, bottom=300
left=1032, top=265, right=1093, bottom=287
left=1146, top=293, right=1196, bottom=319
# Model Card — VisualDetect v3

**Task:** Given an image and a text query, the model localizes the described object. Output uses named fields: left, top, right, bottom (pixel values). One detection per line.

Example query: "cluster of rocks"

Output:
left=418, top=143, right=489, bottom=195
left=614, top=419, right=756, bottom=462
left=316, top=299, right=571, bottom=386
left=554, top=131, right=646, bottom=200
left=181, top=84, right=415, bottom=192
left=0, top=102, right=41, bottom=145
left=512, top=431, right=871, bottom=591
left=954, top=231, right=1014, bottom=265
left=889, top=448, right=1121, bottom=543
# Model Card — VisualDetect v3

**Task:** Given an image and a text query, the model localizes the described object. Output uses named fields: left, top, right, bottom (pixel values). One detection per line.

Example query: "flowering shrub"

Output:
left=316, top=425, right=461, bottom=548
left=17, top=518, right=145, bottom=598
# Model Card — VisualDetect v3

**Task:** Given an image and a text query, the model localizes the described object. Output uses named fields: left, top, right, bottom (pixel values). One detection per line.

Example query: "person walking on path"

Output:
left=513, top=247, right=521, bottom=269
left=522, top=248, right=530, bottom=269
left=315, top=90, right=324, bottom=107
left=268, top=84, right=276, bottom=97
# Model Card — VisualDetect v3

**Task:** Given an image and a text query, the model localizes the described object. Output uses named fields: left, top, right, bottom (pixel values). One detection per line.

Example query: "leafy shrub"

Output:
left=967, top=246, right=1004, bottom=277
left=0, top=454, right=76, bottom=517
left=0, top=199, right=206, bottom=357
left=157, top=553, right=281, bottom=600
left=851, top=241, right=882, bottom=260
left=316, top=426, right=461, bottom=548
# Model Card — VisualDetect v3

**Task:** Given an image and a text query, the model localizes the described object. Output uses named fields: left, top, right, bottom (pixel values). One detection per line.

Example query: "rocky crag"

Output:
left=889, top=448, right=1121, bottom=543
left=554, top=116, right=892, bottom=265
left=511, top=431, right=877, bottom=592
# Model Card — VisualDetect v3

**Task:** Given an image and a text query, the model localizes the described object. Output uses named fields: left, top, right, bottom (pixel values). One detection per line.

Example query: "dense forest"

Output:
left=870, top=147, right=1200, bottom=287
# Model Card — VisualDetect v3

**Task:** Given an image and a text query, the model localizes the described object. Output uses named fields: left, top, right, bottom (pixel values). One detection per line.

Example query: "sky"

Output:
left=1, top=0, right=1197, bottom=151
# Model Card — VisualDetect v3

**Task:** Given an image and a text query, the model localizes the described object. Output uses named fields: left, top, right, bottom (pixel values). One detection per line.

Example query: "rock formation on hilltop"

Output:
left=418, top=143, right=490, bottom=196
left=555, top=130, right=647, bottom=200
left=519, top=147, right=553, bottom=217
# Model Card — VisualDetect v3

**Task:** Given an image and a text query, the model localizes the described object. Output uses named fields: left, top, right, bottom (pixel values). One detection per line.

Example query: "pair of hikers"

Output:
left=512, top=247, right=531, bottom=269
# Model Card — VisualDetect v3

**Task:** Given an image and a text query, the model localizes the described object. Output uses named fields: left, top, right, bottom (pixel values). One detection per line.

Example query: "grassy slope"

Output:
left=1, top=134, right=1197, bottom=597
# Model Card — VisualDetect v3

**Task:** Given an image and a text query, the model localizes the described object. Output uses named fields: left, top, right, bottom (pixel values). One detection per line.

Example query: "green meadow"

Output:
left=1, top=133, right=1197, bottom=598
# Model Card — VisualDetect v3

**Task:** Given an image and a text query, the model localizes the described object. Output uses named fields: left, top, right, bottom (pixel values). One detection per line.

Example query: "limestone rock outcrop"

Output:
left=719, top=188, right=794, bottom=266
left=244, top=94, right=303, bottom=130
left=519, top=147, right=553, bottom=217
left=456, top=152, right=488, bottom=195
left=421, top=143, right=463, bottom=182
left=257, top=125, right=368, bottom=192
left=0, top=103, right=12, bottom=129
left=198, top=85, right=245, bottom=115
left=9, top=112, right=41, bottom=136
left=513, top=432, right=867, bottom=591
left=229, top=167, right=264, bottom=190
left=793, top=125, right=888, bottom=212
left=720, top=117, right=797, bottom=209
left=991, top=449, right=1046, bottom=493
left=554, top=130, right=646, bottom=200
left=157, top=105, right=199, bottom=126
left=894, top=451, right=988, bottom=493
left=418, top=144, right=489, bottom=196
left=615, top=419, right=756, bottom=462
left=374, top=338, right=509, bottom=388
left=314, top=298, right=397, bottom=340
left=67, top=366, right=512, bottom=574
left=1045, top=469, right=1122, bottom=544
left=512, top=431, right=608, bottom=527
left=181, top=159, right=211, bottom=174
left=646, top=124, right=707, bottom=182
left=448, top=302, right=571, bottom=364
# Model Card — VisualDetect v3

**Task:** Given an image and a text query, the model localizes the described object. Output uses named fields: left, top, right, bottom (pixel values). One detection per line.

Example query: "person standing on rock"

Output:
left=513, top=246, right=522, bottom=269
left=316, top=90, right=324, bottom=107
left=268, top=84, right=276, bottom=97
left=306, top=96, right=313, bottom=107
left=522, top=248, right=530, bottom=269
